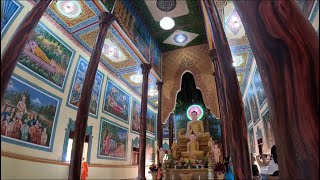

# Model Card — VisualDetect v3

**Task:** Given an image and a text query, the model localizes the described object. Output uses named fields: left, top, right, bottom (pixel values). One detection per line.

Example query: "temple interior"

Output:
left=1, top=0, right=319, bottom=180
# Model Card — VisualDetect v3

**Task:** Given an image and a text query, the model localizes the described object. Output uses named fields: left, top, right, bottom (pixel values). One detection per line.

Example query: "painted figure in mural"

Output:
left=8, top=116, right=22, bottom=139
left=158, top=147, right=165, bottom=164
left=90, top=94, right=97, bottom=113
left=132, top=102, right=141, bottom=131
left=103, top=133, right=112, bottom=155
left=29, top=121, right=38, bottom=144
left=110, top=143, right=125, bottom=158
left=107, top=87, right=127, bottom=117
left=29, top=41, right=52, bottom=64
left=185, top=111, right=210, bottom=139
left=20, top=119, right=30, bottom=141
left=1, top=106, right=11, bottom=135
left=16, top=95, right=27, bottom=117
left=41, top=128, right=48, bottom=146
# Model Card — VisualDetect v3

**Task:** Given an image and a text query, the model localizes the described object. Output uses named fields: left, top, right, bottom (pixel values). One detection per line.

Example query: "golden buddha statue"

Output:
left=179, top=111, right=210, bottom=142
left=181, top=134, right=204, bottom=160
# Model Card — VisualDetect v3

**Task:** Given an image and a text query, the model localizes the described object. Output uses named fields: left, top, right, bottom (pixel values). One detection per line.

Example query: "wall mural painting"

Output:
left=109, top=0, right=151, bottom=61
left=146, top=137, right=154, bottom=164
left=262, top=109, right=275, bottom=150
left=68, top=57, right=103, bottom=117
left=1, top=75, right=60, bottom=151
left=248, top=128, right=256, bottom=154
left=131, top=99, right=141, bottom=133
left=150, top=39, right=161, bottom=76
left=17, top=22, right=74, bottom=90
left=103, top=79, right=130, bottom=123
left=248, top=83, right=260, bottom=123
left=244, top=97, right=252, bottom=125
left=1, top=0, right=22, bottom=38
left=98, top=118, right=128, bottom=160
left=252, top=67, right=267, bottom=107
left=146, top=109, right=156, bottom=135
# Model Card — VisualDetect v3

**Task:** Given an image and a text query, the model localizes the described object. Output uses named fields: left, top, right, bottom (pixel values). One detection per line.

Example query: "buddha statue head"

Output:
left=189, top=133, right=197, bottom=143
left=191, top=110, right=198, bottom=121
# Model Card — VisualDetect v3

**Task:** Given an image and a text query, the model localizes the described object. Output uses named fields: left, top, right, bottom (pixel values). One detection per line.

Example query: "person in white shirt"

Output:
left=267, top=145, right=279, bottom=176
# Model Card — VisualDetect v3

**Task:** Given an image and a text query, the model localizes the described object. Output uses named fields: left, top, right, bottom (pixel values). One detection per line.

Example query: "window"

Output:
left=65, top=131, right=89, bottom=162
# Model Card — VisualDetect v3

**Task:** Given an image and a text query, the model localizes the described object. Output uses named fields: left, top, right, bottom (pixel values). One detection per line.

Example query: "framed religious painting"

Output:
left=97, top=118, right=128, bottom=160
left=103, top=79, right=130, bottom=123
left=1, top=74, right=61, bottom=152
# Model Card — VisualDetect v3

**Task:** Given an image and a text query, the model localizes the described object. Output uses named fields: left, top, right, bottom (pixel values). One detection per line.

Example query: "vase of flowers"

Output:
left=214, top=162, right=226, bottom=180
left=149, top=164, right=158, bottom=180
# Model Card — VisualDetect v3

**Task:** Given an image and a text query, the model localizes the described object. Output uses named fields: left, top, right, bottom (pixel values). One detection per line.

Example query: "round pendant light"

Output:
left=160, top=16, right=175, bottom=30
left=157, top=0, right=176, bottom=30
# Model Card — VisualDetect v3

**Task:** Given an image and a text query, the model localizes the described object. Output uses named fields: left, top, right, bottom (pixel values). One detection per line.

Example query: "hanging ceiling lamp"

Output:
left=157, top=0, right=176, bottom=30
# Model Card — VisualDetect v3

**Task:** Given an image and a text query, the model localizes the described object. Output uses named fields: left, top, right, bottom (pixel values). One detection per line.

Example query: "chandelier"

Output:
left=157, top=0, right=176, bottom=30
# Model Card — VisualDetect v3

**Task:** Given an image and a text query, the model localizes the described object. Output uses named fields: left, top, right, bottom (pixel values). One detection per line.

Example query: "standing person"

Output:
left=81, top=157, right=88, bottom=180
left=252, top=155, right=260, bottom=179
left=225, top=157, right=234, bottom=180
left=256, top=154, right=270, bottom=179
left=267, top=145, right=279, bottom=179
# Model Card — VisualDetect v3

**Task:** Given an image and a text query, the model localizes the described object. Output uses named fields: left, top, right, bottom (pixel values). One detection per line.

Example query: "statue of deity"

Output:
left=207, top=137, right=215, bottom=150
left=158, top=147, right=165, bottom=164
left=212, top=143, right=221, bottom=163
left=179, top=111, right=210, bottom=142
left=181, top=134, right=204, bottom=159
left=171, top=142, right=178, bottom=159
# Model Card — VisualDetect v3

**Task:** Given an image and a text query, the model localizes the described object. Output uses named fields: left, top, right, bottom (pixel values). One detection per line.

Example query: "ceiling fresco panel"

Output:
left=47, top=0, right=100, bottom=33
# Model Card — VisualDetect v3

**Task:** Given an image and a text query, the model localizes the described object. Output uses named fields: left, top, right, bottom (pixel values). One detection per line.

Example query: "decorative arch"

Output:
left=61, top=118, right=93, bottom=163
left=162, top=44, right=220, bottom=122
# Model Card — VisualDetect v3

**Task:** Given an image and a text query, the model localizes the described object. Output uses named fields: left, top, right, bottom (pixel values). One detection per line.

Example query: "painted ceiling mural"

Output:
left=223, top=2, right=253, bottom=94
left=103, top=0, right=207, bottom=52
left=46, top=0, right=160, bottom=108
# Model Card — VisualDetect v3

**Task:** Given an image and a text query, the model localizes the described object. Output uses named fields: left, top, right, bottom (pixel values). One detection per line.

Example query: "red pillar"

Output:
left=137, top=63, right=151, bottom=180
left=200, top=0, right=251, bottom=179
left=156, top=81, right=163, bottom=167
left=209, top=52, right=229, bottom=159
left=233, top=1, right=319, bottom=179
left=68, top=12, right=114, bottom=180
left=168, top=113, right=174, bottom=148
left=1, top=0, right=52, bottom=101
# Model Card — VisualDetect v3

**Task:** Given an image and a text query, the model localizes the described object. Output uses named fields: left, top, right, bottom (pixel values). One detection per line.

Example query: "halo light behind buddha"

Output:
left=187, top=104, right=204, bottom=120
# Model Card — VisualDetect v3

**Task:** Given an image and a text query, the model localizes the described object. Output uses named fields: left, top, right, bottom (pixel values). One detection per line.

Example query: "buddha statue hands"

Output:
left=184, top=111, right=210, bottom=140
left=181, top=134, right=204, bottom=160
